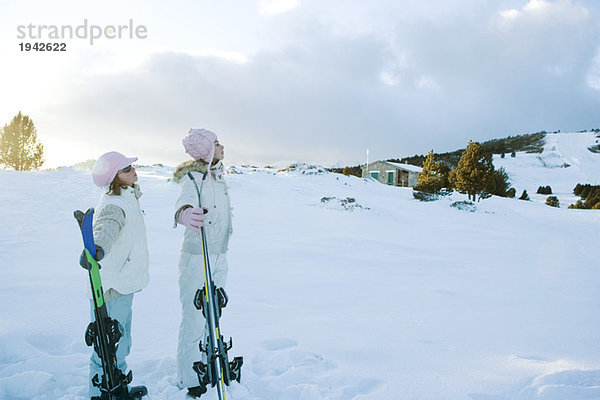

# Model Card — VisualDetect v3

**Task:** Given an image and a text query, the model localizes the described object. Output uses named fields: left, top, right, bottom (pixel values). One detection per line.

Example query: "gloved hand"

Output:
left=79, top=245, right=104, bottom=270
left=178, top=207, right=207, bottom=232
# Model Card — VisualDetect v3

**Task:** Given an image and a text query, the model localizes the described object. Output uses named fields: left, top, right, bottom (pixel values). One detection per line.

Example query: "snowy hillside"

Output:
left=1, top=137, right=600, bottom=400
left=494, top=131, right=600, bottom=207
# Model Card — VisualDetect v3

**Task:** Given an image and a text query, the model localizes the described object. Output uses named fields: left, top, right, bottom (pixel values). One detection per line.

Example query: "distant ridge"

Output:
left=392, top=131, right=548, bottom=169
left=331, top=129, right=600, bottom=175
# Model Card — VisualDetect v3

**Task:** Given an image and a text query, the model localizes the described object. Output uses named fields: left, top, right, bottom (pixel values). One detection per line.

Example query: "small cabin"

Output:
left=362, top=161, right=422, bottom=187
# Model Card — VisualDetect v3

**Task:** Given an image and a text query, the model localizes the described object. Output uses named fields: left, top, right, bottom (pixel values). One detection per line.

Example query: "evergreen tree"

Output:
left=536, top=185, right=552, bottom=194
left=449, top=141, right=494, bottom=201
left=415, top=150, right=446, bottom=194
left=519, top=189, right=530, bottom=200
left=584, top=193, right=600, bottom=209
left=570, top=184, right=600, bottom=209
left=0, top=112, right=44, bottom=171
left=436, top=163, right=451, bottom=189
left=485, top=167, right=510, bottom=197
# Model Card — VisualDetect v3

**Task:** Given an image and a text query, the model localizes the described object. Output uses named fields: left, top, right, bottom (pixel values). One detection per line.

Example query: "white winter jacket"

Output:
left=93, top=186, right=150, bottom=295
left=173, top=161, right=232, bottom=255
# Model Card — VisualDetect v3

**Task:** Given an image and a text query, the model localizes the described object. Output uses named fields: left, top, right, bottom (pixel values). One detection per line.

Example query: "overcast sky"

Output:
left=1, top=0, right=600, bottom=168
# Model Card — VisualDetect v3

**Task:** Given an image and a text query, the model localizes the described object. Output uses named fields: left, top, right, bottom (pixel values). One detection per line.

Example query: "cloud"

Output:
left=38, top=0, right=600, bottom=167
left=45, top=32, right=395, bottom=166
left=258, top=0, right=301, bottom=16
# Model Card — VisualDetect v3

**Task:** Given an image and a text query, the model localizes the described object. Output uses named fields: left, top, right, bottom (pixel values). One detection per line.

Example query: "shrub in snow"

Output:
left=226, top=166, right=244, bottom=174
left=587, top=195, right=600, bottom=209
left=320, top=196, right=368, bottom=211
left=278, top=163, right=326, bottom=175
left=519, top=190, right=529, bottom=200
left=413, top=191, right=439, bottom=202
left=450, top=200, right=476, bottom=212
left=570, top=184, right=600, bottom=209
left=588, top=144, right=600, bottom=154
left=569, top=200, right=584, bottom=209
left=545, top=196, right=559, bottom=208
left=506, top=188, right=516, bottom=198
left=537, top=186, right=552, bottom=195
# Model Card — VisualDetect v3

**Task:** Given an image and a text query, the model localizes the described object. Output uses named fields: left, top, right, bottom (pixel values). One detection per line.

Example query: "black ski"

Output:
left=187, top=172, right=243, bottom=400
left=74, top=208, right=147, bottom=400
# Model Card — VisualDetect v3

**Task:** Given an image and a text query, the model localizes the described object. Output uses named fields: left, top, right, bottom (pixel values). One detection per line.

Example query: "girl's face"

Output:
left=117, top=165, right=138, bottom=186
left=213, top=141, right=224, bottom=163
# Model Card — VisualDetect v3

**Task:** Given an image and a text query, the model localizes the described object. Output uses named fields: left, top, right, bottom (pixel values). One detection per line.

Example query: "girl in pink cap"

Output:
left=84, top=151, right=150, bottom=399
left=172, top=129, right=232, bottom=397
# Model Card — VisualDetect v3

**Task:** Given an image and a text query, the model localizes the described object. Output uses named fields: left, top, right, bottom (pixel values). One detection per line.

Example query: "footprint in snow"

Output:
left=24, top=333, right=73, bottom=356
left=239, top=338, right=384, bottom=400
left=518, top=369, right=600, bottom=399
left=337, top=378, right=386, bottom=399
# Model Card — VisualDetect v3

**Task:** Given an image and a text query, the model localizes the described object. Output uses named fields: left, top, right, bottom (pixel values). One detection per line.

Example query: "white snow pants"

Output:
left=89, top=293, right=134, bottom=397
left=176, top=251, right=229, bottom=389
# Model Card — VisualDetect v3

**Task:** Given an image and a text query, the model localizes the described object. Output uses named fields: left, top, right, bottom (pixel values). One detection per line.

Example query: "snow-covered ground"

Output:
left=1, top=133, right=599, bottom=400
left=495, top=131, right=600, bottom=207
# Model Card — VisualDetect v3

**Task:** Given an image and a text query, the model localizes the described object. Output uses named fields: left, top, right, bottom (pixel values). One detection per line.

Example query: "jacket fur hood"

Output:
left=173, top=160, right=224, bottom=183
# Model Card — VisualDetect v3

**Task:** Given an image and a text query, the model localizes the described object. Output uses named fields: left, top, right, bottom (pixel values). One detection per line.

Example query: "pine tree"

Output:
left=519, top=189, right=530, bottom=200
left=0, top=112, right=44, bottom=171
left=485, top=167, right=510, bottom=197
left=450, top=141, right=494, bottom=201
left=415, top=150, right=446, bottom=194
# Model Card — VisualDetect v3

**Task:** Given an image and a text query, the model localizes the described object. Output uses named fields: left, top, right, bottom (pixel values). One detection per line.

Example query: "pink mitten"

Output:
left=178, top=207, right=207, bottom=232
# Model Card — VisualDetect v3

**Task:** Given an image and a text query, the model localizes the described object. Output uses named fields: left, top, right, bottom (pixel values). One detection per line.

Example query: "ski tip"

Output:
left=73, top=210, right=85, bottom=228
left=74, top=208, right=95, bottom=227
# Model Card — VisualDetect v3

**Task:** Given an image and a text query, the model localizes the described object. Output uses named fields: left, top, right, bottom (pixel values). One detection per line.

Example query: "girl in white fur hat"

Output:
left=172, top=129, right=232, bottom=398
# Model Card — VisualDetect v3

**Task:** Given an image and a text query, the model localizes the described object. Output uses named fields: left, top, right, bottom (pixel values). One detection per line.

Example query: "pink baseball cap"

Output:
left=91, top=151, right=138, bottom=187
left=182, top=128, right=217, bottom=163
